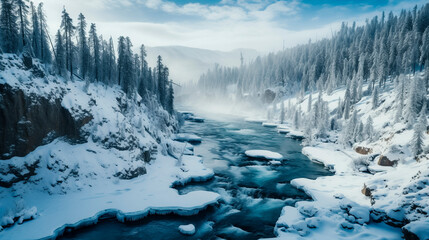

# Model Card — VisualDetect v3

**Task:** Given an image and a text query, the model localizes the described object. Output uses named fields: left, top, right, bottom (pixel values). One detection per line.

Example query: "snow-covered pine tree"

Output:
left=54, top=29, right=66, bottom=77
left=77, top=13, right=89, bottom=80
left=89, top=23, right=100, bottom=82
left=280, top=101, right=285, bottom=124
left=395, top=74, right=405, bottom=122
left=307, top=92, right=312, bottom=113
left=166, top=80, right=174, bottom=114
left=37, top=3, right=51, bottom=63
left=343, top=87, right=351, bottom=119
left=411, top=107, right=426, bottom=157
left=336, top=97, right=342, bottom=119
left=60, top=8, right=75, bottom=79
left=30, top=2, right=40, bottom=57
left=157, top=55, right=165, bottom=107
left=364, top=116, right=374, bottom=142
left=293, top=108, right=300, bottom=129
left=371, top=86, right=379, bottom=109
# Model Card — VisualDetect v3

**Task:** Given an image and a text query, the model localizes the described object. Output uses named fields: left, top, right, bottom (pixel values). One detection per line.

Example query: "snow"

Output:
left=178, top=224, right=196, bottom=235
left=244, top=150, right=283, bottom=160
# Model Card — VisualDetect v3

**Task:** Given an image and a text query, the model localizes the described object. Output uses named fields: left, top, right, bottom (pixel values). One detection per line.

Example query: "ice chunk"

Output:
left=174, top=133, right=202, bottom=143
left=178, top=224, right=196, bottom=235
left=244, top=150, right=283, bottom=160
left=262, top=122, right=278, bottom=127
left=287, top=130, right=305, bottom=140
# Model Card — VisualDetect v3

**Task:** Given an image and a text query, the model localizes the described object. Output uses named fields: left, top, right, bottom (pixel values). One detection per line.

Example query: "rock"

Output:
left=402, top=227, right=420, bottom=240
left=114, top=166, right=147, bottom=180
left=262, top=89, right=276, bottom=104
left=355, top=146, right=372, bottom=155
left=21, top=52, right=33, bottom=69
left=377, top=155, right=398, bottom=167
left=0, top=85, right=93, bottom=160
left=361, top=184, right=372, bottom=197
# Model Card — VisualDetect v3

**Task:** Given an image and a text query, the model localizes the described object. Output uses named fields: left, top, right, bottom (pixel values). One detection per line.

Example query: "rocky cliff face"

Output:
left=0, top=84, right=92, bottom=159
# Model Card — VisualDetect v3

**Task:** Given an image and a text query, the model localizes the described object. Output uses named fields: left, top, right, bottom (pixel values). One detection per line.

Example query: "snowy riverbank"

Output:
left=0, top=147, right=219, bottom=240
left=257, top=76, right=429, bottom=239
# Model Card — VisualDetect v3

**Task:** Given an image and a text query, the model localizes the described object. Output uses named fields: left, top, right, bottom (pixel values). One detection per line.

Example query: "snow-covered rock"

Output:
left=244, top=150, right=283, bottom=160
left=178, top=224, right=196, bottom=235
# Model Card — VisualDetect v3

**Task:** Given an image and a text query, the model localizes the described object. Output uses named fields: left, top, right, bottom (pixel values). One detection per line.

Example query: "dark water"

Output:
left=60, top=113, right=332, bottom=240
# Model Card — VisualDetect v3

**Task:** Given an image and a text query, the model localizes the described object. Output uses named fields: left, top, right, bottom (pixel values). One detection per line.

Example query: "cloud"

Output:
left=32, top=0, right=426, bottom=53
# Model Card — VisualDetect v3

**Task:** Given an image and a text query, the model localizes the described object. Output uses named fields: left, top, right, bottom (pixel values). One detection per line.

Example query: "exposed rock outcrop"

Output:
left=377, top=155, right=398, bottom=167
left=0, top=84, right=92, bottom=160
left=355, top=146, right=373, bottom=155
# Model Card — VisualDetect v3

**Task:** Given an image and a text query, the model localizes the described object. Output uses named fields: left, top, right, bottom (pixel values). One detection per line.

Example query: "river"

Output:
left=60, top=112, right=332, bottom=240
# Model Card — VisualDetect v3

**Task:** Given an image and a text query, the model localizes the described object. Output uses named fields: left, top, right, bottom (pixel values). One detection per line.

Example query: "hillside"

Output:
left=251, top=73, right=429, bottom=239
left=0, top=54, right=219, bottom=239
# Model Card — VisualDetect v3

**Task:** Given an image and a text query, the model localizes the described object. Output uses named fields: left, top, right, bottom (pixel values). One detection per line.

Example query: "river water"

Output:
left=61, top=113, right=332, bottom=240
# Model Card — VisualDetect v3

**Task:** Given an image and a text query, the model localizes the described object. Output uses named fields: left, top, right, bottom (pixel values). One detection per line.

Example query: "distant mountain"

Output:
left=146, top=46, right=259, bottom=84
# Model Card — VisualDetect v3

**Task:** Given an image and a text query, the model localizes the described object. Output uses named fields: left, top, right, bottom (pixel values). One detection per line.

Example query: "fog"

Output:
left=146, top=46, right=259, bottom=84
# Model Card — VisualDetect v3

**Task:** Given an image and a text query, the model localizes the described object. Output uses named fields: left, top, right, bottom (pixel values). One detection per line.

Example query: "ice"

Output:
left=178, top=224, right=196, bottom=235
left=173, top=133, right=202, bottom=143
left=244, top=150, right=283, bottom=160
left=262, top=122, right=278, bottom=127
left=286, top=130, right=305, bottom=139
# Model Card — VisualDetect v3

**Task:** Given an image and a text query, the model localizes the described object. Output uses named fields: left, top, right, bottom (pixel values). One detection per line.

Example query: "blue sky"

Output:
left=34, top=0, right=427, bottom=52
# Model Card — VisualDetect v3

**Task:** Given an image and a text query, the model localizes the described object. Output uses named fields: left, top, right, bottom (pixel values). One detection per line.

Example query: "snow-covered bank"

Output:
left=0, top=153, right=220, bottom=240
left=256, top=74, right=429, bottom=239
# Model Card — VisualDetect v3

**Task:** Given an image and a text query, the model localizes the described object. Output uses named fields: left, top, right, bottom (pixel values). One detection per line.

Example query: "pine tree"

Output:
left=37, top=3, right=51, bottom=63
left=30, top=2, right=40, bottom=57
left=307, top=93, right=312, bottom=113
left=293, top=108, right=300, bottom=129
left=343, top=87, right=351, bottom=119
left=55, top=30, right=66, bottom=77
left=364, top=116, right=374, bottom=141
left=372, top=86, right=379, bottom=109
left=157, top=55, right=165, bottom=106
left=166, top=80, right=174, bottom=114
left=411, top=108, right=426, bottom=157
left=395, top=75, right=405, bottom=122
left=0, top=0, right=19, bottom=53
left=280, top=101, right=285, bottom=124
left=88, top=23, right=100, bottom=82
left=77, top=13, right=89, bottom=79
left=60, top=8, right=75, bottom=79
left=16, top=0, right=30, bottom=50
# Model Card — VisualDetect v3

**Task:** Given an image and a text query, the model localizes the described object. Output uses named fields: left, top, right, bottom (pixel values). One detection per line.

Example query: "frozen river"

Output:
left=61, top=113, right=332, bottom=240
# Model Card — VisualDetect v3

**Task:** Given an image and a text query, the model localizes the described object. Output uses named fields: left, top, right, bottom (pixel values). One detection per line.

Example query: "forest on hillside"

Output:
left=0, top=0, right=174, bottom=114
left=198, top=3, right=429, bottom=101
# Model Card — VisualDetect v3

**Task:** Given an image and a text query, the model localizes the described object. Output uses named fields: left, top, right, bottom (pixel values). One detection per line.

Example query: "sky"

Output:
left=33, top=0, right=427, bottom=53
